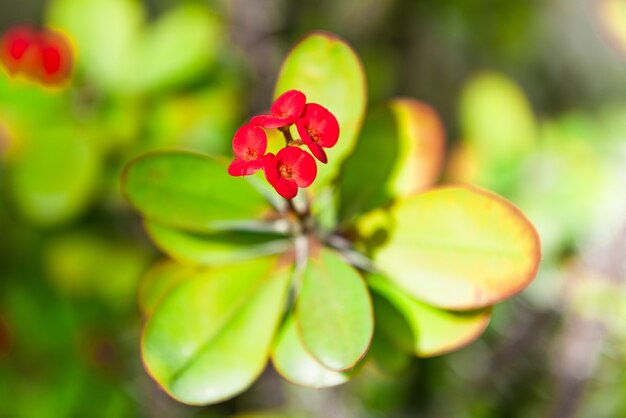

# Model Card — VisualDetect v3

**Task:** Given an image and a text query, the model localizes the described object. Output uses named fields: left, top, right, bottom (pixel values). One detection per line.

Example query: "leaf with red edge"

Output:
left=375, top=185, right=541, bottom=310
left=369, top=274, right=491, bottom=357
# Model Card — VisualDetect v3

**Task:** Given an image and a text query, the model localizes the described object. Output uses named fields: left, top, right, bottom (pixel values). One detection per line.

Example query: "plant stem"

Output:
left=279, top=126, right=302, bottom=146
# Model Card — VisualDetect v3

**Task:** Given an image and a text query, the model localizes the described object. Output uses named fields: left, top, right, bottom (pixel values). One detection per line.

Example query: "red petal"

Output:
left=232, top=124, right=267, bottom=160
left=270, top=90, right=306, bottom=124
left=228, top=158, right=264, bottom=176
left=296, top=103, right=340, bottom=149
left=300, top=137, right=327, bottom=164
left=273, top=178, right=298, bottom=199
left=275, top=146, right=317, bottom=187
left=263, top=153, right=280, bottom=185
left=250, top=115, right=289, bottom=129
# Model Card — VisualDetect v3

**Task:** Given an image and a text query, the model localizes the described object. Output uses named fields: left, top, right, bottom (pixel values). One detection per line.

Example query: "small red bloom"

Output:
left=295, top=103, right=339, bottom=164
left=228, top=124, right=268, bottom=176
left=0, top=26, right=73, bottom=86
left=35, top=29, right=73, bottom=86
left=0, top=26, right=37, bottom=76
left=250, top=90, right=306, bottom=129
left=264, top=147, right=317, bottom=199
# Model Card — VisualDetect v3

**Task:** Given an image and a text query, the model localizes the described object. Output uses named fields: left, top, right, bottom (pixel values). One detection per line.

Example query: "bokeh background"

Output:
left=1, top=0, right=626, bottom=417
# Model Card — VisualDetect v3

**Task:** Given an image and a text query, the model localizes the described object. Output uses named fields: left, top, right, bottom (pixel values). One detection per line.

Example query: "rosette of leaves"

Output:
left=122, top=32, right=541, bottom=405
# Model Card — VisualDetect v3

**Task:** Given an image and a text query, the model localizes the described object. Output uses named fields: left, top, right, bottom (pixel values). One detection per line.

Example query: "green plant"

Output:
left=121, top=32, right=541, bottom=405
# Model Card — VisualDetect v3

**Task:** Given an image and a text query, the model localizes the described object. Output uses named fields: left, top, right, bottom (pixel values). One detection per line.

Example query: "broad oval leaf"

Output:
left=142, top=257, right=291, bottom=405
left=296, top=248, right=373, bottom=371
left=460, top=72, right=536, bottom=167
left=387, top=98, right=445, bottom=196
left=126, top=4, right=222, bottom=92
left=122, top=151, right=270, bottom=231
left=272, top=316, right=351, bottom=388
left=375, top=186, right=540, bottom=310
left=274, top=32, right=367, bottom=189
left=138, top=259, right=197, bottom=316
left=11, top=126, right=100, bottom=226
left=339, top=98, right=445, bottom=223
left=145, top=221, right=291, bottom=266
left=369, top=275, right=491, bottom=357
left=47, top=0, right=143, bottom=90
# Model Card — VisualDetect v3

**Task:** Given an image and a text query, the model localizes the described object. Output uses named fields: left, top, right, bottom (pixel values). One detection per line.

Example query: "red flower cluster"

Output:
left=0, top=25, right=73, bottom=86
left=228, top=90, right=339, bottom=199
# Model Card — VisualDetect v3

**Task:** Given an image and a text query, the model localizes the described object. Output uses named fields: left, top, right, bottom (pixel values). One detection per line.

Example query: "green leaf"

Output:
left=121, top=151, right=271, bottom=231
left=142, top=257, right=291, bottom=405
left=145, top=221, right=291, bottom=266
left=126, top=4, right=223, bottom=92
left=10, top=126, right=100, bottom=226
left=460, top=72, right=536, bottom=168
left=47, top=0, right=143, bottom=90
left=338, top=104, right=399, bottom=222
left=338, top=98, right=446, bottom=223
left=274, top=32, right=367, bottom=190
left=138, top=260, right=197, bottom=316
left=296, top=248, right=373, bottom=370
left=369, top=275, right=491, bottom=357
left=375, top=185, right=540, bottom=310
left=272, top=315, right=352, bottom=388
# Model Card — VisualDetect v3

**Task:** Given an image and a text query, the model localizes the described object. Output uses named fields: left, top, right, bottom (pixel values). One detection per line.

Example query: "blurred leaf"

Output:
left=142, top=257, right=291, bottom=405
left=122, top=151, right=271, bottom=231
left=138, top=259, right=197, bottom=317
left=10, top=126, right=100, bottom=226
left=339, top=98, right=446, bottom=223
left=126, top=5, right=223, bottom=92
left=594, top=0, right=626, bottom=56
left=275, top=32, right=366, bottom=190
left=460, top=72, right=536, bottom=170
left=44, top=231, right=150, bottom=309
left=369, top=275, right=491, bottom=357
left=272, top=315, right=351, bottom=388
left=375, top=185, right=540, bottom=310
left=387, top=99, right=445, bottom=196
left=145, top=221, right=291, bottom=266
left=296, top=248, right=373, bottom=370
left=47, top=0, right=143, bottom=90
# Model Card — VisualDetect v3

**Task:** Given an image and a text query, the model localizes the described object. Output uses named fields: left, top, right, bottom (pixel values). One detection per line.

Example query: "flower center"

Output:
left=279, top=164, right=293, bottom=179
left=306, top=128, right=320, bottom=143
left=244, top=149, right=258, bottom=160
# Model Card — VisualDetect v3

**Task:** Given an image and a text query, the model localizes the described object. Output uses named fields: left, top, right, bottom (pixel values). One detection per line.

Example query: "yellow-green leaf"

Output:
left=369, top=275, right=491, bottom=357
left=274, top=32, right=366, bottom=190
left=121, top=151, right=271, bottom=232
left=296, top=248, right=373, bottom=371
left=138, top=259, right=197, bottom=317
left=375, top=185, right=540, bottom=310
left=145, top=221, right=291, bottom=266
left=272, top=316, right=351, bottom=388
left=142, top=257, right=291, bottom=405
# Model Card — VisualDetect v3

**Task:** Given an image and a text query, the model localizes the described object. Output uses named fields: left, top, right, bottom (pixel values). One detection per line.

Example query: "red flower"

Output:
left=228, top=124, right=268, bottom=176
left=264, top=147, right=317, bottom=199
left=295, top=103, right=339, bottom=164
left=0, top=26, right=37, bottom=76
left=35, top=29, right=73, bottom=86
left=0, top=26, right=73, bottom=86
left=250, top=90, right=306, bottom=129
